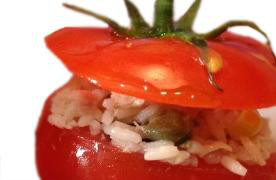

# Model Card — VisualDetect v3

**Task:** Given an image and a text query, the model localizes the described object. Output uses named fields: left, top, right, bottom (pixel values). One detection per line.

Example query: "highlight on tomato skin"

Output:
left=36, top=89, right=276, bottom=180
left=46, top=27, right=276, bottom=110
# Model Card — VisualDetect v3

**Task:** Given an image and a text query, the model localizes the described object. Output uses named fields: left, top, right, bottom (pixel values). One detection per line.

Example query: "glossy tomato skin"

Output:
left=46, top=28, right=276, bottom=110
left=36, top=90, right=276, bottom=180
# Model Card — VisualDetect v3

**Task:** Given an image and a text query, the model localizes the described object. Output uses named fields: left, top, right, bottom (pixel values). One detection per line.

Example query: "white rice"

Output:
left=114, top=107, right=142, bottom=120
left=102, top=99, right=113, bottom=109
left=104, top=125, right=142, bottom=144
left=135, top=105, right=162, bottom=124
left=111, top=92, right=145, bottom=108
left=270, top=119, right=276, bottom=141
left=112, top=121, right=138, bottom=133
left=221, top=156, right=247, bottom=176
left=182, top=140, right=232, bottom=157
left=143, top=140, right=174, bottom=151
left=164, top=151, right=191, bottom=165
left=48, top=77, right=276, bottom=177
left=48, top=114, right=71, bottom=129
left=203, top=151, right=223, bottom=164
left=101, top=109, right=114, bottom=125
left=200, top=141, right=233, bottom=157
left=78, top=115, right=96, bottom=128
left=90, top=89, right=108, bottom=103
left=89, top=120, right=101, bottom=136
left=181, top=140, right=204, bottom=155
left=240, top=136, right=266, bottom=166
left=111, top=138, right=142, bottom=153
left=144, top=145, right=179, bottom=161
left=259, top=107, right=276, bottom=141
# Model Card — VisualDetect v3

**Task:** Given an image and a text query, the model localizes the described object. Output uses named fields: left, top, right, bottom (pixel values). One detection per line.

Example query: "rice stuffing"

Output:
left=48, top=77, right=276, bottom=176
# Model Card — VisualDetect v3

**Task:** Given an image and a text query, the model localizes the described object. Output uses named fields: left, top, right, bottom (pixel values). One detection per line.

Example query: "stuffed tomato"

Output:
left=36, top=0, right=276, bottom=180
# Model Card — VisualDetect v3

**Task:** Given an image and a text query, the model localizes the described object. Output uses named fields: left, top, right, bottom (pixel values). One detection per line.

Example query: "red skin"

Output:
left=46, top=28, right=276, bottom=109
left=36, top=91, right=276, bottom=180
left=38, top=28, right=276, bottom=180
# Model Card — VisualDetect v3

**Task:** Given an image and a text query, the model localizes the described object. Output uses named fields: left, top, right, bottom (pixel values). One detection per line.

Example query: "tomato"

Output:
left=46, top=27, right=276, bottom=110
left=36, top=91, right=276, bottom=180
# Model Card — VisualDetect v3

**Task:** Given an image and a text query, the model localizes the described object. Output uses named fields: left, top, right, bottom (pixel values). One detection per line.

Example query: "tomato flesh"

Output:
left=36, top=92, right=276, bottom=180
left=46, top=28, right=276, bottom=109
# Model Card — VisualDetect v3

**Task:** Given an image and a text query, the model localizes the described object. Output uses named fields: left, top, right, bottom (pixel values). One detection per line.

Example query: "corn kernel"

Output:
left=227, top=110, right=263, bottom=138
left=207, top=49, right=223, bottom=73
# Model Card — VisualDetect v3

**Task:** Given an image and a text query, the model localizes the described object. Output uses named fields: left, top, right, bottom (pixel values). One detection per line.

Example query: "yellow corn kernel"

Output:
left=227, top=110, right=263, bottom=138
left=207, top=49, right=223, bottom=73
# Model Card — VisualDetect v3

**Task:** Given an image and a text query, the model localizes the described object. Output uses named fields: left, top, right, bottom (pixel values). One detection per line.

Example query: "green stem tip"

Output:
left=176, top=0, right=201, bottom=32
left=63, top=3, right=128, bottom=35
left=124, top=0, right=151, bottom=37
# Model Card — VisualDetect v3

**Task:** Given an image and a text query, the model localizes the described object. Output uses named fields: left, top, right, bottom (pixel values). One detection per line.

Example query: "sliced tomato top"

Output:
left=46, top=27, right=276, bottom=109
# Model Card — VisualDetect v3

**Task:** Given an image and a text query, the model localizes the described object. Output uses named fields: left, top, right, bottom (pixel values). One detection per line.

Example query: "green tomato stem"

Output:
left=176, top=0, right=202, bottom=32
left=63, top=3, right=128, bottom=36
left=124, top=0, right=151, bottom=37
left=153, top=0, right=174, bottom=34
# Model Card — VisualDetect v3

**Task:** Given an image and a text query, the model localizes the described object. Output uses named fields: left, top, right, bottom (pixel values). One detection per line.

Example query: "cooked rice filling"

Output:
left=48, top=77, right=276, bottom=176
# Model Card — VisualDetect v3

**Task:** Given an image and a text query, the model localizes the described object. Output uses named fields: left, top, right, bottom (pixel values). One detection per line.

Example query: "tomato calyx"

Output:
left=63, top=0, right=275, bottom=91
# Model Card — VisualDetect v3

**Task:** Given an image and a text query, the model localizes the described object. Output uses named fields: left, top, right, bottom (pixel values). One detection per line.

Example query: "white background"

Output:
left=0, top=0, right=275, bottom=179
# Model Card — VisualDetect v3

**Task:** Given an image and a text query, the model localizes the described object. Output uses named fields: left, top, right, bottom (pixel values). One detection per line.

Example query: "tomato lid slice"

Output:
left=46, top=27, right=276, bottom=109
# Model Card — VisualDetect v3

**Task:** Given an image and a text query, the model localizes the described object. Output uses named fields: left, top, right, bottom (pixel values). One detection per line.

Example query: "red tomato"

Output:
left=36, top=89, right=276, bottom=180
left=46, top=27, right=276, bottom=110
